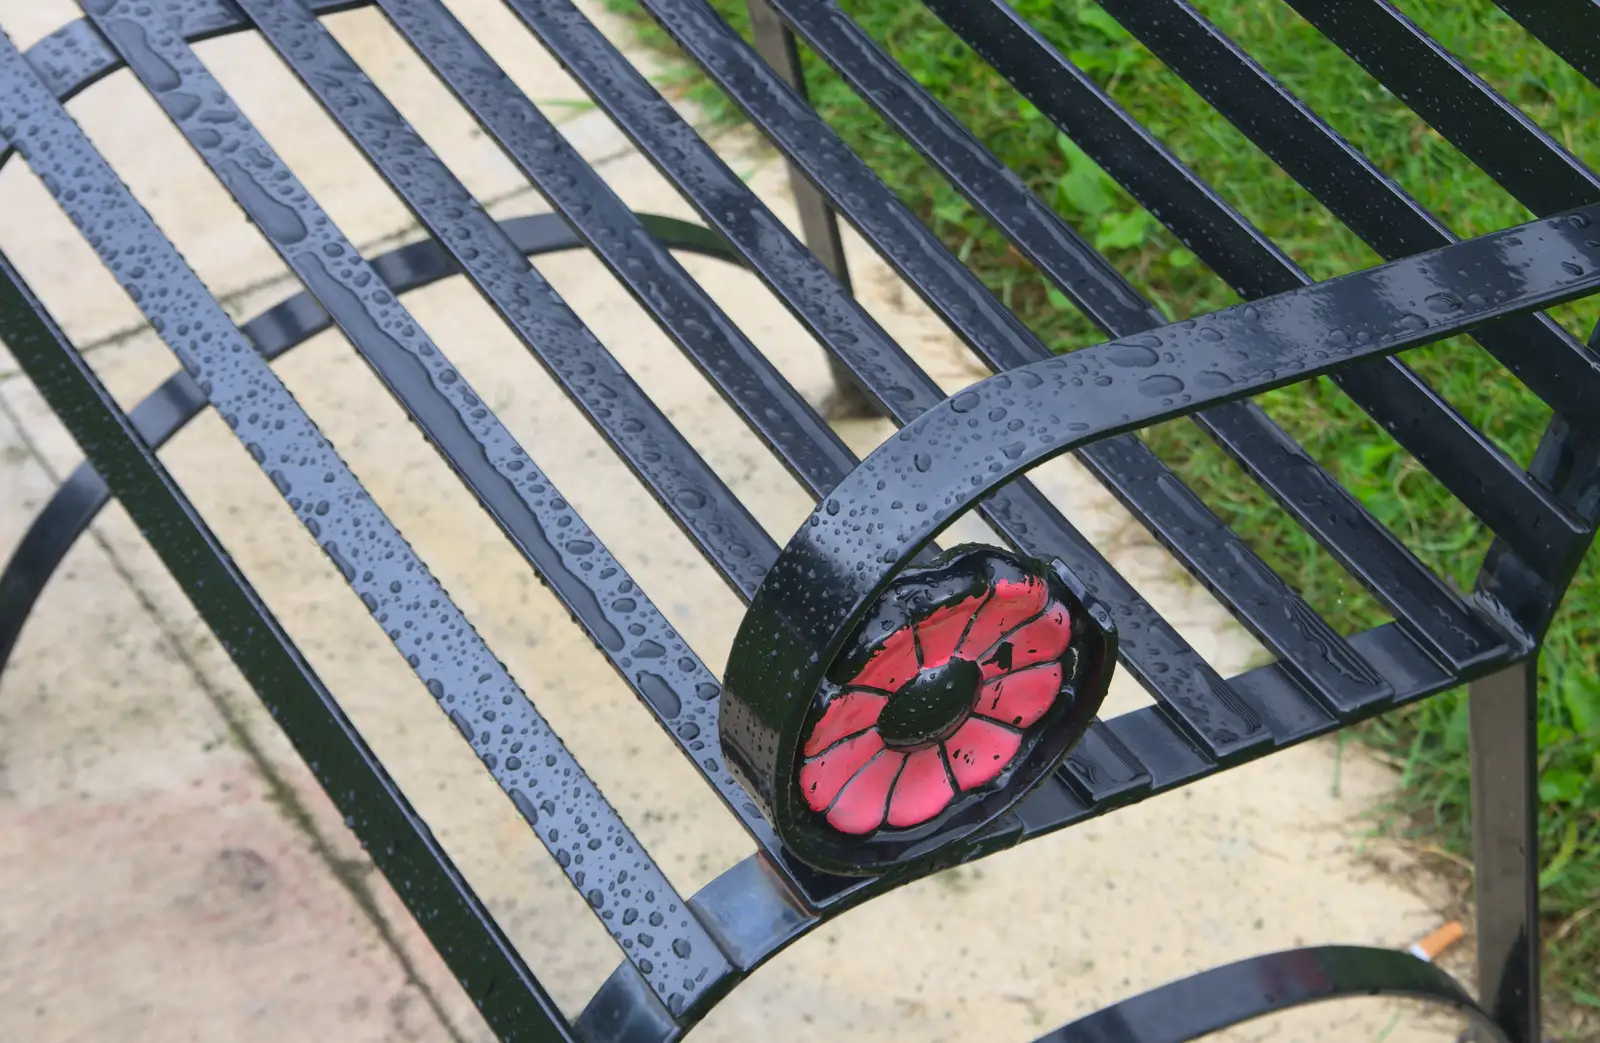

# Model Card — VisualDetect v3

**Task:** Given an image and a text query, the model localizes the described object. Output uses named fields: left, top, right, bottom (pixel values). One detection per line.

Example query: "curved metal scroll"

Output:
left=1030, top=945, right=1508, bottom=1043
left=722, top=202, right=1600, bottom=870
left=0, top=212, right=737, bottom=677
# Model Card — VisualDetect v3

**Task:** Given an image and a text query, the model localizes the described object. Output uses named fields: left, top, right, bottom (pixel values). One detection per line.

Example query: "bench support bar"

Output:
left=745, top=0, right=875, bottom=418
left=1469, top=659, right=1542, bottom=1043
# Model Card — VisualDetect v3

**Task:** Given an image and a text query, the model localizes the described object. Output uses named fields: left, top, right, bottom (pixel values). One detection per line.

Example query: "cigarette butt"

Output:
left=1406, top=920, right=1465, bottom=962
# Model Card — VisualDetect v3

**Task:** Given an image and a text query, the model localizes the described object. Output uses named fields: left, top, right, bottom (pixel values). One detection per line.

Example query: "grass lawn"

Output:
left=600, top=0, right=1600, bottom=1023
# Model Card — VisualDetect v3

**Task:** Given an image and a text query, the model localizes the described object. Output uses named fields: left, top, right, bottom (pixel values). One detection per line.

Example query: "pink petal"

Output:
left=826, top=751, right=905, bottom=834
left=886, top=746, right=956, bottom=827
left=945, top=718, right=1023, bottom=791
left=975, top=663, right=1062, bottom=728
left=804, top=690, right=889, bottom=756
left=958, top=578, right=1049, bottom=660
left=915, top=593, right=986, bottom=669
left=799, top=731, right=884, bottom=812
left=849, top=625, right=919, bottom=692
left=979, top=602, right=1072, bottom=681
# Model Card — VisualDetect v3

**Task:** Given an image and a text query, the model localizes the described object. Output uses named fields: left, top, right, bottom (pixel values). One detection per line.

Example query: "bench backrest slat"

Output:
left=1284, top=0, right=1600, bottom=213
left=1490, top=0, right=1600, bottom=89
left=1094, top=0, right=1600, bottom=432
left=914, top=0, right=1510, bottom=672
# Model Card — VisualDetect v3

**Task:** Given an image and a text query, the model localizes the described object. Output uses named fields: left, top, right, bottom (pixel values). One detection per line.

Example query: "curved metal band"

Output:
left=721, top=204, right=1600, bottom=796
left=1030, top=945, right=1507, bottom=1043
left=0, top=212, right=737, bottom=677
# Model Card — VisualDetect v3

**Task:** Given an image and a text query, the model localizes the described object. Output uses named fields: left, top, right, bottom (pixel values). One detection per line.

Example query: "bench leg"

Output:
left=1468, top=659, right=1542, bottom=1043
left=746, top=0, right=878, bottom=419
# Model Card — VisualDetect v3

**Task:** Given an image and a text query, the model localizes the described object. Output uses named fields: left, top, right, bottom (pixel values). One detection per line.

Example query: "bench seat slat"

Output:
left=146, top=3, right=780, bottom=604
left=367, top=0, right=861, bottom=502
left=1198, top=401, right=1507, bottom=672
left=239, top=0, right=836, bottom=880
left=0, top=247, right=582, bottom=1043
left=520, top=0, right=1279, bottom=760
left=0, top=19, right=729, bottom=1009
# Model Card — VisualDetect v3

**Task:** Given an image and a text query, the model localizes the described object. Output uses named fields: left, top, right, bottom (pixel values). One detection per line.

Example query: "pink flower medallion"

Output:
left=794, top=546, right=1113, bottom=844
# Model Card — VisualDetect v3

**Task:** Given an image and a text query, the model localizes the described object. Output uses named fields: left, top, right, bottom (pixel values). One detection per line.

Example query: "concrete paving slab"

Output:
left=0, top=3, right=1474, bottom=1041
left=0, top=390, right=485, bottom=1042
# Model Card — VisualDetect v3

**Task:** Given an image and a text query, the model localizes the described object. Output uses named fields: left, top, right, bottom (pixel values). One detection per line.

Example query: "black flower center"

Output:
left=877, top=657, right=979, bottom=748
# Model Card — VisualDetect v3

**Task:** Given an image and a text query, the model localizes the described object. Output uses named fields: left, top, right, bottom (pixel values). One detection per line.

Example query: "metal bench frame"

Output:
left=2, top=0, right=1596, bottom=1040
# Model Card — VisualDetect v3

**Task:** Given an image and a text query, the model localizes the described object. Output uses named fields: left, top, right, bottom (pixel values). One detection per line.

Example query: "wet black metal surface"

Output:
left=729, top=208, right=1600, bottom=844
left=0, top=242, right=577, bottom=1043
left=764, top=0, right=1392, bottom=719
left=147, top=0, right=774, bottom=604
left=1029, top=945, right=1509, bottom=1043
left=1281, top=0, right=1600, bottom=216
left=1, top=0, right=1595, bottom=1039
left=368, top=0, right=857, bottom=502
left=1487, top=0, right=1600, bottom=89
left=0, top=216, right=788, bottom=864
left=1092, top=0, right=1600, bottom=450
left=0, top=16, right=726, bottom=1011
left=539, top=0, right=1278, bottom=762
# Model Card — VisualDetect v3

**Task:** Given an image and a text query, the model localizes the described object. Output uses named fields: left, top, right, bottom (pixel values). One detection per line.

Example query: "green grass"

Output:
left=601, top=0, right=1600, bottom=1021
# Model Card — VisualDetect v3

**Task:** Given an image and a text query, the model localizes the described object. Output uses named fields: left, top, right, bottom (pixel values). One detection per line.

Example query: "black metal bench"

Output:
left=1, top=0, right=1595, bottom=1040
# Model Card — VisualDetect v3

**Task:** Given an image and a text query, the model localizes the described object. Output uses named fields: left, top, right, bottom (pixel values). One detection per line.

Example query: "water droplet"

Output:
left=636, top=672, right=681, bottom=718
left=1138, top=374, right=1185, bottom=396
left=950, top=390, right=980, bottom=413
left=509, top=788, right=538, bottom=825
left=1106, top=342, right=1159, bottom=367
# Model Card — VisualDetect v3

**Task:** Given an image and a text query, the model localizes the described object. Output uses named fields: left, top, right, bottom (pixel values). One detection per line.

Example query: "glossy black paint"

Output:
left=1281, top=0, right=1600, bottom=216
left=0, top=0, right=1593, bottom=1040
left=0, top=15, right=726, bottom=1011
left=764, top=0, right=1393, bottom=720
left=0, top=213, right=747, bottom=726
left=1487, top=0, right=1600, bottom=89
left=1089, top=0, right=1600, bottom=560
left=732, top=210, right=1600, bottom=806
left=0, top=250, right=576, bottom=1043
left=915, top=0, right=1508, bottom=675
left=608, top=0, right=1275, bottom=763
left=1470, top=662, right=1542, bottom=1043
left=1030, top=946, right=1509, bottom=1043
